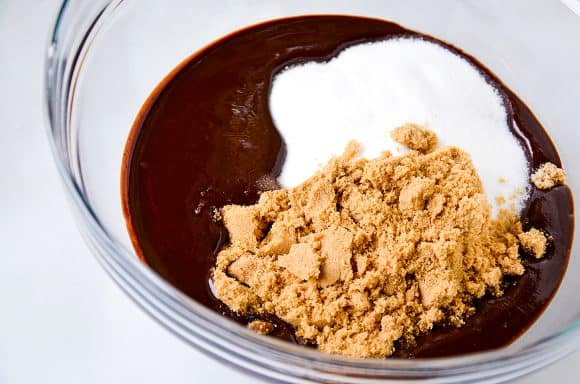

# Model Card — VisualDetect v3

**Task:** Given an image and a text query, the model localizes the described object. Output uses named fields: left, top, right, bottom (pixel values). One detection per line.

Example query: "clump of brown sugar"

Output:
left=248, top=320, right=274, bottom=335
left=531, top=162, right=566, bottom=190
left=390, top=123, right=438, bottom=152
left=518, top=228, right=548, bottom=259
left=213, top=125, right=545, bottom=358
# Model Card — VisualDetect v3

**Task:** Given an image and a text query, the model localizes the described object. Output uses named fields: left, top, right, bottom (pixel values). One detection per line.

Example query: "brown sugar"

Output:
left=495, top=196, right=506, bottom=206
left=390, top=123, right=438, bottom=152
left=277, top=243, right=322, bottom=281
left=213, top=126, right=538, bottom=358
left=531, top=162, right=566, bottom=190
left=248, top=320, right=274, bottom=335
left=222, top=206, right=262, bottom=251
left=518, top=228, right=548, bottom=259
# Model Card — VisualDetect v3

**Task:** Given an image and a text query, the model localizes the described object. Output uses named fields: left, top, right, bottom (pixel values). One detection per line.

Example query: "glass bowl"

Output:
left=45, top=1, right=580, bottom=382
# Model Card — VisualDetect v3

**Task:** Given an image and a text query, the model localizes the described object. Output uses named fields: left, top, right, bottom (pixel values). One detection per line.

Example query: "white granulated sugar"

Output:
left=269, top=37, right=529, bottom=216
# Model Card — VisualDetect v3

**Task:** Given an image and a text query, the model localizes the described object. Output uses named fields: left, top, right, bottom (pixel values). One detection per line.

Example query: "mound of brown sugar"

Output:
left=213, top=127, right=546, bottom=358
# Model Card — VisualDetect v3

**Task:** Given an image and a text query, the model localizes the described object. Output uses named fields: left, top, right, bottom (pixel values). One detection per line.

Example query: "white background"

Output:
left=0, top=1, right=578, bottom=383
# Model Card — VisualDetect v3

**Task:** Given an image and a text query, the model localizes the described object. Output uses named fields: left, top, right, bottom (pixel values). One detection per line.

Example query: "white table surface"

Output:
left=0, top=1, right=578, bottom=383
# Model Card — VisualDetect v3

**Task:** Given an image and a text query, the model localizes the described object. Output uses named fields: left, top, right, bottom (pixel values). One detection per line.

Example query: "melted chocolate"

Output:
left=122, top=15, right=574, bottom=357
